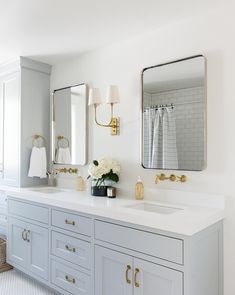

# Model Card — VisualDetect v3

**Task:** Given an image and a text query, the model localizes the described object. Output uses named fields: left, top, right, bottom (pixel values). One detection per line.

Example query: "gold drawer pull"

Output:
left=22, top=229, right=27, bottom=241
left=65, top=219, right=75, bottom=226
left=125, top=265, right=131, bottom=284
left=65, top=275, right=76, bottom=284
left=26, top=230, right=30, bottom=242
left=134, top=268, right=140, bottom=288
left=65, top=245, right=76, bottom=252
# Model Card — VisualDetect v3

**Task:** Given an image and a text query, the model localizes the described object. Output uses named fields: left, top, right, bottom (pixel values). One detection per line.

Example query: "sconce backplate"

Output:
left=111, top=117, right=120, bottom=136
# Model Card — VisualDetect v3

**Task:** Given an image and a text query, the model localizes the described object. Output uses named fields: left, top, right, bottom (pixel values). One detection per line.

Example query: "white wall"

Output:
left=51, top=5, right=235, bottom=294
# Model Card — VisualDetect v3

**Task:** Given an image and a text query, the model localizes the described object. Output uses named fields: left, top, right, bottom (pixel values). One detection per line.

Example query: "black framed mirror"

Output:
left=141, top=55, right=206, bottom=171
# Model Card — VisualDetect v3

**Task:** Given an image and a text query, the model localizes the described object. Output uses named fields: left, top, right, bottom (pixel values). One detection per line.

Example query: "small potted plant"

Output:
left=88, top=158, right=120, bottom=196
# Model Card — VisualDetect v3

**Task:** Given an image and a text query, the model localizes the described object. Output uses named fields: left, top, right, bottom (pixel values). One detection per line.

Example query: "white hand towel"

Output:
left=56, top=147, right=71, bottom=164
left=56, top=148, right=63, bottom=163
left=40, top=147, right=47, bottom=178
left=63, top=147, right=71, bottom=163
left=28, top=147, right=47, bottom=178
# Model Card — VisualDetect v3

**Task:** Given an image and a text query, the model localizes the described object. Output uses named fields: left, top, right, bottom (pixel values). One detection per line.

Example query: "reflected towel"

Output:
left=28, top=147, right=47, bottom=178
left=56, top=147, right=71, bottom=164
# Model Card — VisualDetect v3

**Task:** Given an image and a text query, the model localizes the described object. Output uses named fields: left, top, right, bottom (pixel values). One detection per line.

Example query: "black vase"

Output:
left=91, top=186, right=108, bottom=197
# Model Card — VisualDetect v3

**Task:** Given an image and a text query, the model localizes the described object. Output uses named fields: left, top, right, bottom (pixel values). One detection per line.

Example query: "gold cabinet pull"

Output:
left=26, top=230, right=30, bottom=242
left=65, top=219, right=75, bottom=226
left=65, top=275, right=76, bottom=284
left=65, top=245, right=76, bottom=253
left=22, top=229, right=27, bottom=241
left=125, top=265, right=131, bottom=284
left=134, top=268, right=140, bottom=288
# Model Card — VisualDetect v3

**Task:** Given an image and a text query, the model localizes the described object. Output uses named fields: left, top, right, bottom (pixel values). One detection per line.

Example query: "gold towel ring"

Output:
left=32, top=134, right=46, bottom=148
left=57, top=136, right=70, bottom=148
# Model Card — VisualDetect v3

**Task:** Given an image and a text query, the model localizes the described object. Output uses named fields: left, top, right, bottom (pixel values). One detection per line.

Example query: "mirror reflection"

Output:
left=52, top=83, right=87, bottom=166
left=142, top=55, right=206, bottom=171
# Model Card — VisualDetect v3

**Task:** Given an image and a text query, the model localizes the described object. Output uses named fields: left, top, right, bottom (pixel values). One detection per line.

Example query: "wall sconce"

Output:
left=88, top=85, right=120, bottom=135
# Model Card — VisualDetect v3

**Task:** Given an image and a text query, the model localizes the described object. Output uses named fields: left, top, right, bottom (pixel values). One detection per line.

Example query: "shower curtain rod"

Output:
left=144, top=100, right=203, bottom=110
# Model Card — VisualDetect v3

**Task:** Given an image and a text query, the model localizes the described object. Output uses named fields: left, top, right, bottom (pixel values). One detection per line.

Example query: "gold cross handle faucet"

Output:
left=155, top=173, right=187, bottom=184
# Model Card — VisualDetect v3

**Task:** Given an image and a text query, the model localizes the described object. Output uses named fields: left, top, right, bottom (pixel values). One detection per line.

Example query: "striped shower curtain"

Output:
left=143, top=107, right=178, bottom=169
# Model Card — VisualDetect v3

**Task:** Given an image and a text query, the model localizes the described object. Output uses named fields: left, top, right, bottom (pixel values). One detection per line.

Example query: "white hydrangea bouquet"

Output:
left=88, top=158, right=121, bottom=196
left=88, top=158, right=121, bottom=187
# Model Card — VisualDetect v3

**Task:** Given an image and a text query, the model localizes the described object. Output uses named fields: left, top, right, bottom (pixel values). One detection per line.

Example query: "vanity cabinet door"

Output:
left=8, top=217, right=28, bottom=268
left=8, top=217, right=49, bottom=280
left=27, top=223, right=49, bottom=280
left=95, top=246, right=133, bottom=295
left=133, top=258, right=183, bottom=295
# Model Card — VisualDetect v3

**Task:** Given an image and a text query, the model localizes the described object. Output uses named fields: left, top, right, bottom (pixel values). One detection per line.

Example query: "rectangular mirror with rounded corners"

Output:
left=141, top=55, right=206, bottom=171
left=52, top=83, right=87, bottom=166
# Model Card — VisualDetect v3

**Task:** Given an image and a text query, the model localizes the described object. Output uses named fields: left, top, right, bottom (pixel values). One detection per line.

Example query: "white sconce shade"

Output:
left=88, top=88, right=102, bottom=105
left=106, top=85, right=120, bottom=104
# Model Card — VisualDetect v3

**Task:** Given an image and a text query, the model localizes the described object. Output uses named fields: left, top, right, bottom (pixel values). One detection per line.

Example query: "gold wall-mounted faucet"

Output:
left=56, top=168, right=78, bottom=174
left=155, top=173, right=187, bottom=184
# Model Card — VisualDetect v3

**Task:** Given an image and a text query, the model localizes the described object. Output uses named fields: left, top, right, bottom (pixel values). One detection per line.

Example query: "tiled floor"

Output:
left=0, top=270, right=58, bottom=295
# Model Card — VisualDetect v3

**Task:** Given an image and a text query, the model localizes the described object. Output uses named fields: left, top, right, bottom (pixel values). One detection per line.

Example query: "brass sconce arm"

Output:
left=94, top=103, right=119, bottom=135
left=94, top=103, right=114, bottom=127
left=89, top=86, right=120, bottom=135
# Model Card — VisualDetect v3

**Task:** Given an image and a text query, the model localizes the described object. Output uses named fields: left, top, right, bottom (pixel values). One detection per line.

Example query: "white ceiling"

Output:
left=0, top=0, right=228, bottom=65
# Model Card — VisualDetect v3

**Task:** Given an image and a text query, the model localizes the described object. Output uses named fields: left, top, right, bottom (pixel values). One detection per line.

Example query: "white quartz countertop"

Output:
left=3, top=186, right=224, bottom=236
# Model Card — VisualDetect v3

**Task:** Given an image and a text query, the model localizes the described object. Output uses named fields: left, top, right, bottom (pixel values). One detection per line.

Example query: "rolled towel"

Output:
left=28, top=147, right=47, bottom=178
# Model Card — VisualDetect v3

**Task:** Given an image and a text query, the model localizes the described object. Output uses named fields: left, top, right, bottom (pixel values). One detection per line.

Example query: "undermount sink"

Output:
left=125, top=202, right=183, bottom=214
left=30, top=187, right=63, bottom=194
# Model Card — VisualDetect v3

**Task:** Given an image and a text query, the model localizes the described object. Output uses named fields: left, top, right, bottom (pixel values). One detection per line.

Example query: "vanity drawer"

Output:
left=51, top=231, right=91, bottom=269
left=0, top=213, right=7, bottom=230
left=0, top=224, right=7, bottom=237
left=51, top=210, right=92, bottom=236
left=8, top=199, right=49, bottom=224
left=0, top=191, right=7, bottom=207
left=95, top=220, right=183, bottom=265
left=0, top=214, right=7, bottom=227
left=0, top=207, right=7, bottom=216
left=0, top=206, right=7, bottom=237
left=51, top=260, right=91, bottom=295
